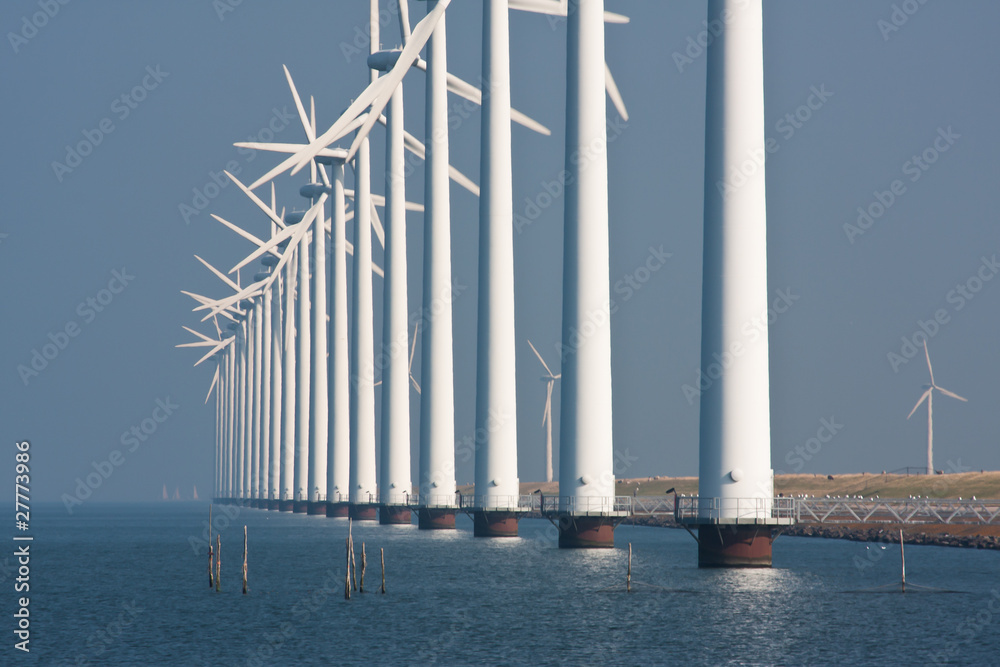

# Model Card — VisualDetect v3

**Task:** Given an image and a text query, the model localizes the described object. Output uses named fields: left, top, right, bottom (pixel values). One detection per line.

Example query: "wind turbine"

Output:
left=907, top=341, right=968, bottom=475
left=176, top=319, right=233, bottom=500
left=527, top=340, right=560, bottom=483
left=473, top=0, right=522, bottom=538
left=370, top=46, right=414, bottom=525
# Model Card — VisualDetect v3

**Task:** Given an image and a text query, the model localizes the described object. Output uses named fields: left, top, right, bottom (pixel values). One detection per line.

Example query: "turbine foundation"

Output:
left=293, top=500, right=308, bottom=513
left=557, top=515, right=616, bottom=549
left=307, top=501, right=326, bottom=515
left=379, top=506, right=413, bottom=525
left=326, top=502, right=350, bottom=518
left=473, top=510, right=519, bottom=537
left=279, top=499, right=294, bottom=512
left=698, top=525, right=773, bottom=568
left=349, top=503, right=378, bottom=521
left=418, top=507, right=456, bottom=529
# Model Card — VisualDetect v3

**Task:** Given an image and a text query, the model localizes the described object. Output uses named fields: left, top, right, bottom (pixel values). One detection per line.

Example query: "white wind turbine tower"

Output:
left=527, top=340, right=560, bottom=484
left=472, top=0, right=525, bottom=538
left=907, top=341, right=968, bottom=475
left=415, top=0, right=460, bottom=529
left=553, top=0, right=624, bottom=549
left=679, top=0, right=786, bottom=568
left=369, top=45, right=415, bottom=525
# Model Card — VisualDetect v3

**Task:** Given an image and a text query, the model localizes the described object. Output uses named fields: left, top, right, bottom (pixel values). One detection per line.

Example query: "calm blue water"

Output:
left=11, top=503, right=999, bottom=666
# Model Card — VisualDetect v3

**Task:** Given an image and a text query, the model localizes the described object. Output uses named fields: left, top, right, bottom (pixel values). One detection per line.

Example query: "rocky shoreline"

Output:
left=622, top=516, right=1000, bottom=550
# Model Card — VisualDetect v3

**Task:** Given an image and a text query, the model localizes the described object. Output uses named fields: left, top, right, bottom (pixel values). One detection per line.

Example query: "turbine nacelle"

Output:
left=300, top=183, right=328, bottom=199
left=368, top=49, right=406, bottom=73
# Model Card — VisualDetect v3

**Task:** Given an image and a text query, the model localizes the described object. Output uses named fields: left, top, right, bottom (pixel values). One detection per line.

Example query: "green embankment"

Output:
left=501, top=471, right=1000, bottom=499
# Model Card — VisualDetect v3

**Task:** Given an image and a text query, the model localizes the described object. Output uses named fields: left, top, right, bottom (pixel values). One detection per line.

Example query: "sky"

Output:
left=3, top=0, right=999, bottom=504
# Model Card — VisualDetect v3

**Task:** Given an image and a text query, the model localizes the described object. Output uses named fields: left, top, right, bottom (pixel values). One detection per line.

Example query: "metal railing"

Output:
left=412, top=494, right=459, bottom=509
left=379, top=492, right=415, bottom=506
left=674, top=496, right=796, bottom=524
left=456, top=494, right=534, bottom=511
left=538, top=495, right=633, bottom=516
left=794, top=497, right=1000, bottom=525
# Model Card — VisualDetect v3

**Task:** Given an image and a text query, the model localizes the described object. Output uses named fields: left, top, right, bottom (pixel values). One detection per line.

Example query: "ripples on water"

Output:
left=22, top=503, right=1000, bottom=666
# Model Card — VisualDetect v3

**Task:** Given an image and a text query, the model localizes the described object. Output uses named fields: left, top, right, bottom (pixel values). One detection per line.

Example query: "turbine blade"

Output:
left=508, top=1, right=628, bottom=24
left=176, top=340, right=220, bottom=348
left=398, top=0, right=411, bottom=42
left=194, top=339, right=231, bottom=367
left=283, top=64, right=315, bottom=142
left=211, top=214, right=267, bottom=248
left=410, top=374, right=421, bottom=394
left=409, top=321, right=419, bottom=371
left=310, top=95, right=316, bottom=139
left=180, top=290, right=213, bottom=306
left=923, top=340, right=935, bottom=385
left=416, top=57, right=551, bottom=137
left=342, top=0, right=452, bottom=163
left=182, top=325, right=216, bottom=344
left=226, top=171, right=287, bottom=229
left=229, top=222, right=298, bottom=274
left=233, top=141, right=347, bottom=157
left=934, top=386, right=968, bottom=402
left=257, top=195, right=328, bottom=292
left=527, top=339, right=555, bottom=377
left=205, top=366, right=220, bottom=404
left=398, top=127, right=480, bottom=196
left=284, top=81, right=388, bottom=184
left=907, top=389, right=932, bottom=419
left=195, top=254, right=241, bottom=292
left=605, top=63, right=628, bottom=121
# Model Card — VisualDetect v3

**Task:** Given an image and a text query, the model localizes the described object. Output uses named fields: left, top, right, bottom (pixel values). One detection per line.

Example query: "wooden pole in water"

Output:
left=380, top=547, right=386, bottom=594
left=351, top=541, right=358, bottom=591
left=215, top=535, right=221, bottom=592
left=899, top=528, right=906, bottom=593
left=242, top=525, right=248, bottom=595
left=360, top=542, right=367, bottom=593
left=349, top=519, right=357, bottom=590
left=345, top=533, right=352, bottom=600
left=208, top=504, right=214, bottom=588
left=627, top=542, right=632, bottom=593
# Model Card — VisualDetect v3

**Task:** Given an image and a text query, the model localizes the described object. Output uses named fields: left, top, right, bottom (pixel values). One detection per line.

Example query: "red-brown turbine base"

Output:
left=349, top=504, right=378, bottom=521
left=418, top=508, right=456, bottom=529
left=473, top=511, right=519, bottom=537
left=379, top=506, right=413, bottom=525
left=558, top=516, right=616, bottom=548
left=697, top=525, right=773, bottom=568
left=326, top=502, right=350, bottom=518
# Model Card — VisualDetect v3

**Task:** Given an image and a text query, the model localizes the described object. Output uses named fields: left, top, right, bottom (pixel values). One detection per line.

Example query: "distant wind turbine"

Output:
left=527, top=340, right=560, bottom=483
left=906, top=341, right=967, bottom=475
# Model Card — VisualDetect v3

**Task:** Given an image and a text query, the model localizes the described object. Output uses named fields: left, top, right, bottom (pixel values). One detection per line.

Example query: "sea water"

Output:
left=11, top=503, right=999, bottom=666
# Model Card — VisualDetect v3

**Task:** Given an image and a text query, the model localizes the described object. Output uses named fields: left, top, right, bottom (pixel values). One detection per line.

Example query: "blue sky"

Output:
left=3, top=0, right=999, bottom=503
